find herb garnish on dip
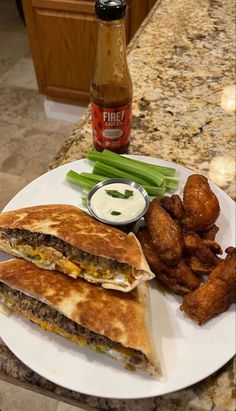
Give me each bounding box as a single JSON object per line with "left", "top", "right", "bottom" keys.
{"left": 90, "top": 182, "right": 146, "bottom": 224}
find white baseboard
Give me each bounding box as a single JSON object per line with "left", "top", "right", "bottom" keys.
{"left": 44, "top": 99, "right": 86, "bottom": 123}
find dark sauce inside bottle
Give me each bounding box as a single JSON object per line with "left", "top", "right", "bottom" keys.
{"left": 90, "top": 1, "right": 132, "bottom": 154}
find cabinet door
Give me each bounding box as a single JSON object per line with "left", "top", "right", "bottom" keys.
{"left": 23, "top": 0, "right": 156, "bottom": 105}
{"left": 23, "top": 0, "right": 97, "bottom": 105}
{"left": 126, "top": 0, "right": 157, "bottom": 39}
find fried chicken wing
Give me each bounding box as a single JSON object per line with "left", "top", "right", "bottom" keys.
{"left": 137, "top": 228, "right": 200, "bottom": 295}
{"left": 160, "top": 194, "right": 184, "bottom": 221}
{"left": 182, "top": 174, "right": 220, "bottom": 231}
{"left": 225, "top": 247, "right": 236, "bottom": 256}
{"left": 145, "top": 198, "right": 183, "bottom": 266}
{"left": 183, "top": 232, "right": 221, "bottom": 274}
{"left": 200, "top": 224, "right": 219, "bottom": 241}
{"left": 180, "top": 251, "right": 236, "bottom": 324}
{"left": 202, "top": 239, "right": 222, "bottom": 255}
{"left": 210, "top": 247, "right": 236, "bottom": 280}
{"left": 187, "top": 256, "right": 213, "bottom": 275}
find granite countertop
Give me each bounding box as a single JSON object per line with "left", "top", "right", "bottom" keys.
{"left": 51, "top": 0, "right": 235, "bottom": 199}
{"left": 0, "top": 0, "right": 235, "bottom": 410}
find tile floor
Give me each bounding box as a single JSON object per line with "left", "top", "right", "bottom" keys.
{"left": 0, "top": 0, "right": 85, "bottom": 409}
{"left": 0, "top": 380, "right": 81, "bottom": 411}
{"left": 0, "top": 1, "right": 76, "bottom": 213}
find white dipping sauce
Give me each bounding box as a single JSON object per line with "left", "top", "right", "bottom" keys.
{"left": 90, "top": 183, "right": 146, "bottom": 223}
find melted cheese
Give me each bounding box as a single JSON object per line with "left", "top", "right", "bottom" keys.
{"left": 27, "top": 315, "right": 134, "bottom": 358}
{"left": 29, "top": 315, "right": 88, "bottom": 346}
{"left": 13, "top": 244, "right": 81, "bottom": 278}
{"left": 12, "top": 243, "right": 132, "bottom": 285}
{"left": 4, "top": 298, "right": 142, "bottom": 366}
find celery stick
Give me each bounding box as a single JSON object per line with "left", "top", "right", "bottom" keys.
{"left": 81, "top": 188, "right": 89, "bottom": 207}
{"left": 87, "top": 150, "right": 176, "bottom": 177}
{"left": 164, "top": 177, "right": 179, "bottom": 190}
{"left": 142, "top": 186, "right": 166, "bottom": 196}
{"left": 93, "top": 162, "right": 150, "bottom": 186}
{"left": 93, "top": 163, "right": 165, "bottom": 195}
{"left": 66, "top": 170, "right": 95, "bottom": 190}
{"left": 81, "top": 196, "right": 88, "bottom": 207}
{"left": 82, "top": 188, "right": 89, "bottom": 195}
{"left": 66, "top": 169, "right": 164, "bottom": 199}
{"left": 88, "top": 154, "right": 164, "bottom": 186}
{"left": 86, "top": 151, "right": 105, "bottom": 164}
{"left": 103, "top": 150, "right": 176, "bottom": 177}
{"left": 80, "top": 173, "right": 109, "bottom": 183}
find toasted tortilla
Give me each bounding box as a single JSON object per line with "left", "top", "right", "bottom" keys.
{"left": 0, "top": 204, "right": 154, "bottom": 291}
{"left": 0, "top": 259, "right": 160, "bottom": 376}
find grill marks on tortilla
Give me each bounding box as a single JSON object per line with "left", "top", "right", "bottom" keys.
{"left": 0, "top": 284, "right": 146, "bottom": 367}
{"left": 0, "top": 260, "right": 150, "bottom": 352}
{"left": 74, "top": 286, "right": 130, "bottom": 340}
{"left": 0, "top": 259, "right": 160, "bottom": 375}
{"left": 0, "top": 283, "right": 116, "bottom": 347}
{"left": 0, "top": 205, "right": 143, "bottom": 267}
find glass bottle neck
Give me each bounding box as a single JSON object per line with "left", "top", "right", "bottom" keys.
{"left": 95, "top": 18, "right": 128, "bottom": 72}
{"left": 91, "top": 17, "right": 132, "bottom": 107}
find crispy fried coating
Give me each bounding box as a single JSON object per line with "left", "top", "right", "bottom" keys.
{"left": 225, "top": 247, "right": 236, "bottom": 256}
{"left": 210, "top": 247, "right": 236, "bottom": 280}
{"left": 200, "top": 224, "right": 219, "bottom": 241}
{"left": 182, "top": 174, "right": 220, "bottom": 231}
{"left": 180, "top": 252, "right": 236, "bottom": 324}
{"left": 202, "top": 240, "right": 222, "bottom": 255}
{"left": 160, "top": 195, "right": 184, "bottom": 221}
{"left": 187, "top": 256, "right": 213, "bottom": 275}
{"left": 137, "top": 228, "right": 200, "bottom": 295}
{"left": 186, "top": 255, "right": 221, "bottom": 276}
{"left": 145, "top": 198, "right": 183, "bottom": 266}
{"left": 183, "top": 232, "right": 221, "bottom": 274}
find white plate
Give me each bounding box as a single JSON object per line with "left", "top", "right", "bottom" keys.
{"left": 0, "top": 156, "right": 235, "bottom": 399}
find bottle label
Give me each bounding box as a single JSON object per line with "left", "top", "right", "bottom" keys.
{"left": 91, "top": 102, "right": 132, "bottom": 150}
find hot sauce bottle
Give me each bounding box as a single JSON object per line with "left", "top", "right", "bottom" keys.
{"left": 90, "top": 0, "right": 133, "bottom": 153}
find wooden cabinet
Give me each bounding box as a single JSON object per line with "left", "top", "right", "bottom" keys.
{"left": 127, "top": 0, "right": 156, "bottom": 39}
{"left": 23, "top": 0, "right": 156, "bottom": 105}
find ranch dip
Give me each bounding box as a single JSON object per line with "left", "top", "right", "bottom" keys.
{"left": 90, "top": 183, "right": 146, "bottom": 223}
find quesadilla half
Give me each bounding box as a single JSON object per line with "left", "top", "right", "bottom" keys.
{"left": 0, "top": 205, "right": 154, "bottom": 292}
{"left": 0, "top": 259, "right": 160, "bottom": 376}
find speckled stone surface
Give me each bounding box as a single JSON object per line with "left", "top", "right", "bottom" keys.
{"left": 50, "top": 0, "right": 236, "bottom": 199}
{"left": 0, "top": 0, "right": 235, "bottom": 410}
{"left": 0, "top": 339, "right": 235, "bottom": 411}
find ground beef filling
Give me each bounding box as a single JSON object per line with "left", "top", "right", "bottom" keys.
{"left": 1, "top": 228, "right": 130, "bottom": 272}
{"left": 0, "top": 284, "right": 145, "bottom": 366}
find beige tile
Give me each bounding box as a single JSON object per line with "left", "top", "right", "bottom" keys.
{"left": 0, "top": 87, "right": 47, "bottom": 125}
{"left": 0, "top": 56, "right": 19, "bottom": 79}
{"left": 56, "top": 401, "right": 86, "bottom": 411}
{"left": 0, "top": 31, "right": 30, "bottom": 78}
{"left": 0, "top": 57, "right": 38, "bottom": 90}
{"left": 0, "top": 172, "right": 29, "bottom": 211}
{"left": 0, "top": 87, "right": 75, "bottom": 131}
{"left": 0, "top": 119, "right": 71, "bottom": 181}
{"left": 0, "top": 0, "right": 26, "bottom": 33}
{"left": 0, "top": 3, "right": 86, "bottom": 409}
{"left": 0, "top": 380, "right": 58, "bottom": 411}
